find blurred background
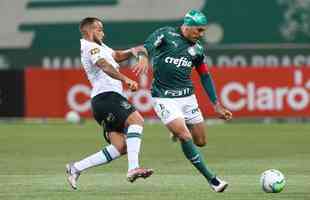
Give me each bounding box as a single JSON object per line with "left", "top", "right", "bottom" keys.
{"left": 0, "top": 0, "right": 309, "bottom": 120}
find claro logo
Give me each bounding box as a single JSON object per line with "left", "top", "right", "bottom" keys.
{"left": 221, "top": 70, "right": 310, "bottom": 111}
{"left": 67, "top": 84, "right": 91, "bottom": 113}
{"left": 66, "top": 74, "right": 153, "bottom": 113}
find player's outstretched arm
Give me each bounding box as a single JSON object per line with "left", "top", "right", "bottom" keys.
{"left": 196, "top": 63, "right": 232, "bottom": 121}
{"left": 96, "top": 58, "right": 138, "bottom": 91}
{"left": 131, "top": 46, "right": 149, "bottom": 75}
{"left": 112, "top": 45, "right": 147, "bottom": 63}
{"left": 112, "top": 49, "right": 134, "bottom": 63}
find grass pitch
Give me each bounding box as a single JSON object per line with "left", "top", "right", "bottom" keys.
{"left": 0, "top": 120, "right": 309, "bottom": 200}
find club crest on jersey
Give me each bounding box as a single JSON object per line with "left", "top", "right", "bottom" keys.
{"left": 90, "top": 48, "right": 100, "bottom": 55}
{"left": 187, "top": 46, "right": 196, "bottom": 56}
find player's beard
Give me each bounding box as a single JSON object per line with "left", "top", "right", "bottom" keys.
{"left": 93, "top": 34, "right": 103, "bottom": 45}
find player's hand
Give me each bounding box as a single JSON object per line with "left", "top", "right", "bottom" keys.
{"left": 124, "top": 77, "right": 138, "bottom": 92}
{"left": 130, "top": 46, "right": 145, "bottom": 57}
{"left": 130, "top": 47, "right": 149, "bottom": 75}
{"left": 132, "top": 56, "right": 149, "bottom": 75}
{"left": 214, "top": 102, "right": 232, "bottom": 121}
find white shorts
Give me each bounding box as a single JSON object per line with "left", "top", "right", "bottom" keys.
{"left": 152, "top": 95, "right": 204, "bottom": 125}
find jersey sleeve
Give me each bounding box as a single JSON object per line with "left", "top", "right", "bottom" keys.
{"left": 88, "top": 44, "right": 110, "bottom": 65}
{"left": 193, "top": 42, "right": 207, "bottom": 65}
{"left": 143, "top": 27, "right": 169, "bottom": 55}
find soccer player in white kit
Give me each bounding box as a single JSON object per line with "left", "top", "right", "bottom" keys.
{"left": 65, "top": 17, "right": 153, "bottom": 190}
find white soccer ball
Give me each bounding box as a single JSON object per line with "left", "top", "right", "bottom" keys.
{"left": 260, "top": 169, "right": 286, "bottom": 193}
{"left": 65, "top": 110, "right": 81, "bottom": 123}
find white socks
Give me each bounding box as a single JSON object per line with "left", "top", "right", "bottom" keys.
{"left": 72, "top": 125, "right": 143, "bottom": 173}
{"left": 126, "top": 124, "right": 143, "bottom": 171}
{"left": 73, "top": 144, "right": 121, "bottom": 172}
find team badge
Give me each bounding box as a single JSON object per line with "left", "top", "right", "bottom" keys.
{"left": 188, "top": 43, "right": 204, "bottom": 57}
{"left": 187, "top": 46, "right": 196, "bottom": 56}
{"left": 90, "top": 48, "right": 100, "bottom": 55}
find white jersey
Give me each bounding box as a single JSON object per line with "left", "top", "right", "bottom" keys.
{"left": 80, "top": 38, "right": 123, "bottom": 98}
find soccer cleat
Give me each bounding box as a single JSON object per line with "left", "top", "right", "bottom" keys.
{"left": 65, "top": 163, "right": 80, "bottom": 190}
{"left": 126, "top": 167, "right": 154, "bottom": 183}
{"left": 209, "top": 177, "right": 228, "bottom": 192}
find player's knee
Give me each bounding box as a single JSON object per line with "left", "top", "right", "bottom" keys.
{"left": 114, "top": 143, "right": 127, "bottom": 155}
{"left": 126, "top": 111, "right": 144, "bottom": 127}
{"left": 177, "top": 132, "right": 192, "bottom": 142}
{"left": 195, "top": 139, "right": 207, "bottom": 147}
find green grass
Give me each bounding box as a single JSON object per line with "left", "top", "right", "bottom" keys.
{"left": 0, "top": 121, "right": 309, "bottom": 200}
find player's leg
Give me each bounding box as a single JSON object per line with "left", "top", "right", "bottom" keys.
{"left": 124, "top": 111, "right": 153, "bottom": 182}
{"left": 181, "top": 95, "right": 207, "bottom": 147}
{"left": 187, "top": 122, "right": 207, "bottom": 147}
{"left": 66, "top": 131, "right": 125, "bottom": 190}
{"left": 101, "top": 93, "right": 152, "bottom": 182}
{"left": 153, "top": 97, "right": 215, "bottom": 179}
{"left": 66, "top": 92, "right": 124, "bottom": 189}
{"left": 166, "top": 118, "right": 216, "bottom": 180}
{"left": 183, "top": 95, "right": 228, "bottom": 191}
{"left": 170, "top": 119, "right": 227, "bottom": 192}
{"left": 169, "top": 122, "right": 207, "bottom": 146}
{"left": 72, "top": 133, "right": 124, "bottom": 171}
{"left": 153, "top": 97, "right": 228, "bottom": 192}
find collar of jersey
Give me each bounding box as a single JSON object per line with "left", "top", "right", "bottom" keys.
{"left": 177, "top": 26, "right": 197, "bottom": 45}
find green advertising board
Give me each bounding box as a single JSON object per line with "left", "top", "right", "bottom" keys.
{"left": 0, "top": 0, "right": 309, "bottom": 69}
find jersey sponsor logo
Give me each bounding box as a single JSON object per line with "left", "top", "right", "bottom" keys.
{"left": 90, "top": 48, "right": 100, "bottom": 55}
{"left": 164, "top": 56, "right": 192, "bottom": 68}
{"left": 164, "top": 88, "right": 191, "bottom": 97}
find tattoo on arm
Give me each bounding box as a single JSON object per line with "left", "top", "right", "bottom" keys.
{"left": 112, "top": 50, "right": 132, "bottom": 62}
{"left": 95, "top": 58, "right": 126, "bottom": 82}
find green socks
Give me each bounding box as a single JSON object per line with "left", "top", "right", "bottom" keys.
{"left": 181, "top": 139, "right": 215, "bottom": 181}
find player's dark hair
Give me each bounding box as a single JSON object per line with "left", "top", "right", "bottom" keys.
{"left": 79, "top": 17, "right": 103, "bottom": 33}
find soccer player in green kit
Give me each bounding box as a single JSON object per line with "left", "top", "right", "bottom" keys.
{"left": 133, "top": 9, "right": 233, "bottom": 192}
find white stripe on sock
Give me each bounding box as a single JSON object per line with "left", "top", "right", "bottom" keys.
{"left": 74, "top": 145, "right": 121, "bottom": 172}
{"left": 127, "top": 124, "right": 143, "bottom": 135}
{"left": 126, "top": 124, "right": 143, "bottom": 171}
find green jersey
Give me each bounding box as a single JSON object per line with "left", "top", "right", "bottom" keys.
{"left": 144, "top": 26, "right": 206, "bottom": 98}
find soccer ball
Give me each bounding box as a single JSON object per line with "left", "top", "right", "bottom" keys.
{"left": 65, "top": 110, "right": 81, "bottom": 124}
{"left": 260, "top": 169, "right": 286, "bottom": 193}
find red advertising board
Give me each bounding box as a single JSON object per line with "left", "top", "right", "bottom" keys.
{"left": 25, "top": 67, "right": 310, "bottom": 118}
{"left": 195, "top": 68, "right": 310, "bottom": 117}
